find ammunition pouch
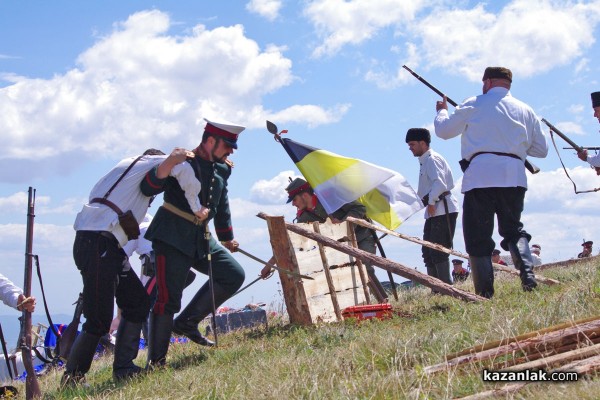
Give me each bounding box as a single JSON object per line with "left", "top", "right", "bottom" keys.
{"left": 90, "top": 198, "right": 140, "bottom": 240}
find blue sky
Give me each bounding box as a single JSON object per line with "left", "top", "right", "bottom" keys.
{"left": 1, "top": 0, "right": 600, "bottom": 320}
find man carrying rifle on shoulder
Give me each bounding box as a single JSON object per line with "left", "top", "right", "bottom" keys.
{"left": 576, "top": 91, "right": 600, "bottom": 172}
{"left": 433, "top": 66, "right": 548, "bottom": 298}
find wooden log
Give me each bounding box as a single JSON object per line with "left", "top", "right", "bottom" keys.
{"left": 257, "top": 213, "right": 486, "bottom": 303}
{"left": 495, "top": 335, "right": 600, "bottom": 369}
{"left": 346, "top": 216, "right": 560, "bottom": 286}
{"left": 536, "top": 254, "right": 600, "bottom": 271}
{"left": 501, "top": 342, "right": 600, "bottom": 372}
{"left": 457, "top": 354, "right": 600, "bottom": 400}
{"left": 347, "top": 222, "right": 372, "bottom": 304}
{"left": 313, "top": 222, "right": 343, "bottom": 321}
{"left": 424, "top": 319, "right": 600, "bottom": 374}
{"left": 446, "top": 315, "right": 600, "bottom": 361}
{"left": 265, "top": 215, "right": 313, "bottom": 325}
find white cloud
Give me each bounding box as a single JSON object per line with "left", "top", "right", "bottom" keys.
{"left": 553, "top": 121, "right": 585, "bottom": 136}
{"left": 246, "top": 0, "right": 282, "bottom": 21}
{"left": 249, "top": 170, "right": 301, "bottom": 204}
{"left": 304, "top": 0, "right": 426, "bottom": 58}
{"left": 413, "top": 0, "right": 600, "bottom": 81}
{"left": 0, "top": 192, "right": 51, "bottom": 215}
{"left": 0, "top": 9, "right": 345, "bottom": 182}
{"left": 355, "top": 0, "right": 600, "bottom": 87}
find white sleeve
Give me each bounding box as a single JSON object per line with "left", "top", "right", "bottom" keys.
{"left": 587, "top": 152, "right": 600, "bottom": 168}
{"left": 170, "top": 162, "right": 202, "bottom": 213}
{"left": 0, "top": 273, "right": 23, "bottom": 310}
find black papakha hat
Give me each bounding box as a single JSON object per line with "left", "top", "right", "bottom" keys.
{"left": 582, "top": 240, "right": 593, "bottom": 247}
{"left": 591, "top": 92, "right": 600, "bottom": 108}
{"left": 482, "top": 67, "right": 512, "bottom": 82}
{"left": 492, "top": 249, "right": 501, "bottom": 255}
{"left": 451, "top": 259, "right": 463, "bottom": 264}
{"left": 405, "top": 128, "right": 431, "bottom": 144}
{"left": 285, "top": 178, "right": 311, "bottom": 203}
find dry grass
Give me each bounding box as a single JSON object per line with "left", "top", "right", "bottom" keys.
{"left": 11, "top": 259, "right": 600, "bottom": 399}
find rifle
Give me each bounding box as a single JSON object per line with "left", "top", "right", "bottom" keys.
{"left": 564, "top": 147, "right": 600, "bottom": 151}
{"left": 55, "top": 293, "right": 84, "bottom": 361}
{"left": 402, "top": 65, "right": 540, "bottom": 174}
{"left": 18, "top": 187, "right": 41, "bottom": 399}
{"left": 541, "top": 118, "right": 583, "bottom": 153}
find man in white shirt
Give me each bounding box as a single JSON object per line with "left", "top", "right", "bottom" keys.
{"left": 577, "top": 91, "right": 600, "bottom": 169}
{"left": 63, "top": 148, "right": 203, "bottom": 386}
{"left": 406, "top": 128, "right": 459, "bottom": 286}
{"left": 434, "top": 66, "right": 548, "bottom": 298}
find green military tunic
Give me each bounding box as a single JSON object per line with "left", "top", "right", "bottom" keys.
{"left": 140, "top": 156, "right": 244, "bottom": 314}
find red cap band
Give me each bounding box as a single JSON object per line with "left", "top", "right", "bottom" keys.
{"left": 205, "top": 123, "right": 239, "bottom": 141}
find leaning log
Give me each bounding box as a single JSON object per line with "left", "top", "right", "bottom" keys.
{"left": 424, "top": 318, "right": 600, "bottom": 374}
{"left": 346, "top": 216, "right": 560, "bottom": 286}
{"left": 446, "top": 315, "right": 600, "bottom": 361}
{"left": 258, "top": 213, "right": 486, "bottom": 303}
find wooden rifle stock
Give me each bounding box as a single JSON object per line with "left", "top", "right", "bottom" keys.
{"left": 56, "top": 292, "right": 84, "bottom": 361}
{"left": 541, "top": 118, "right": 583, "bottom": 153}
{"left": 18, "top": 187, "right": 41, "bottom": 399}
{"left": 402, "top": 65, "right": 540, "bottom": 174}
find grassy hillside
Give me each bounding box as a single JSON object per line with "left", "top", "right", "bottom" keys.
{"left": 11, "top": 259, "right": 600, "bottom": 399}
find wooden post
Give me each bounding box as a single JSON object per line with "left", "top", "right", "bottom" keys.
{"left": 347, "top": 223, "right": 371, "bottom": 304}
{"left": 313, "top": 223, "right": 342, "bottom": 321}
{"left": 265, "top": 215, "right": 313, "bottom": 325}
{"left": 257, "top": 213, "right": 486, "bottom": 303}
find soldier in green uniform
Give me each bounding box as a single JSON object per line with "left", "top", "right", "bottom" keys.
{"left": 140, "top": 118, "right": 245, "bottom": 367}
{"left": 279, "top": 178, "right": 388, "bottom": 301}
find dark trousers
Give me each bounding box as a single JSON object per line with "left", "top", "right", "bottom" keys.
{"left": 152, "top": 239, "right": 245, "bottom": 315}
{"left": 73, "top": 231, "right": 151, "bottom": 337}
{"left": 462, "top": 187, "right": 531, "bottom": 257}
{"left": 422, "top": 212, "right": 458, "bottom": 265}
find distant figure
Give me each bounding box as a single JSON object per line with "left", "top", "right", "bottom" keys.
{"left": 578, "top": 240, "right": 594, "bottom": 258}
{"left": 530, "top": 244, "right": 542, "bottom": 266}
{"left": 491, "top": 249, "right": 507, "bottom": 266}
{"left": 451, "top": 259, "right": 470, "bottom": 282}
{"left": 0, "top": 273, "right": 36, "bottom": 312}
{"left": 577, "top": 91, "right": 600, "bottom": 171}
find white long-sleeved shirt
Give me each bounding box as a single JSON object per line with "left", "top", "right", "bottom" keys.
{"left": 74, "top": 155, "right": 201, "bottom": 246}
{"left": 434, "top": 87, "right": 548, "bottom": 193}
{"left": 586, "top": 152, "right": 600, "bottom": 168}
{"left": 417, "top": 149, "right": 459, "bottom": 219}
{"left": 0, "top": 273, "right": 23, "bottom": 310}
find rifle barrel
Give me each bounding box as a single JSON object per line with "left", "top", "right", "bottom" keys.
{"left": 20, "top": 187, "right": 41, "bottom": 398}
{"left": 541, "top": 118, "right": 582, "bottom": 153}
{"left": 402, "top": 65, "right": 458, "bottom": 107}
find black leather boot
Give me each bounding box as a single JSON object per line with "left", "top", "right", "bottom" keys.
{"left": 469, "top": 256, "right": 495, "bottom": 298}
{"left": 508, "top": 238, "right": 538, "bottom": 291}
{"left": 112, "top": 318, "right": 143, "bottom": 382}
{"left": 434, "top": 260, "right": 452, "bottom": 285}
{"left": 172, "top": 282, "right": 230, "bottom": 346}
{"left": 60, "top": 331, "right": 101, "bottom": 388}
{"left": 146, "top": 313, "right": 174, "bottom": 369}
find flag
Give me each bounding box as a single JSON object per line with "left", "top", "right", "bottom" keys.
{"left": 280, "top": 138, "right": 423, "bottom": 229}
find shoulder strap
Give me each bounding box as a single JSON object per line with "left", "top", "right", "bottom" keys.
{"left": 103, "top": 154, "right": 145, "bottom": 199}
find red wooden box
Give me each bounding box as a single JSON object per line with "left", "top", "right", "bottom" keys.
{"left": 342, "top": 303, "right": 393, "bottom": 321}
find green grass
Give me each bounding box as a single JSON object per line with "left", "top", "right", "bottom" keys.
{"left": 14, "top": 259, "right": 600, "bottom": 399}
